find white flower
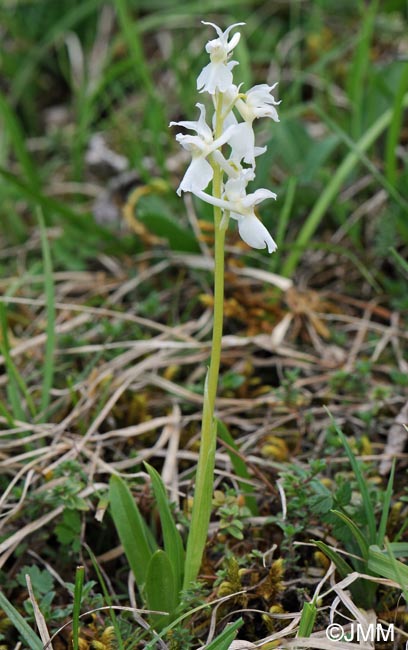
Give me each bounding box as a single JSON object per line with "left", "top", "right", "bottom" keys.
{"left": 170, "top": 103, "right": 237, "bottom": 195}
{"left": 223, "top": 177, "right": 277, "bottom": 253}
{"left": 195, "top": 175, "right": 277, "bottom": 254}
{"left": 236, "top": 213, "right": 277, "bottom": 253}
{"left": 197, "top": 22, "right": 244, "bottom": 94}
{"left": 227, "top": 122, "right": 266, "bottom": 167}
{"left": 236, "top": 83, "right": 280, "bottom": 123}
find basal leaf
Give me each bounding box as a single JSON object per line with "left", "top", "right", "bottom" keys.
{"left": 144, "top": 550, "right": 178, "bottom": 630}
{"left": 203, "top": 619, "right": 243, "bottom": 650}
{"left": 109, "top": 474, "right": 154, "bottom": 588}
{"left": 144, "top": 463, "right": 185, "bottom": 593}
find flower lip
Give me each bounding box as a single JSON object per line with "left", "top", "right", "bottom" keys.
{"left": 236, "top": 214, "right": 277, "bottom": 253}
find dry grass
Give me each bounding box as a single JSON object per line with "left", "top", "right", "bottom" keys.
{"left": 1, "top": 225, "right": 407, "bottom": 646}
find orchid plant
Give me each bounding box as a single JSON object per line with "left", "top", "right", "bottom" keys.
{"left": 108, "top": 22, "right": 281, "bottom": 635}
{"left": 171, "top": 21, "right": 281, "bottom": 589}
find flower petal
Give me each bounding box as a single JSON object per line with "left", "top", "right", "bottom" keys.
{"left": 237, "top": 214, "right": 277, "bottom": 253}
{"left": 170, "top": 104, "right": 212, "bottom": 140}
{"left": 242, "top": 188, "right": 277, "bottom": 207}
{"left": 177, "top": 157, "right": 214, "bottom": 196}
{"left": 175, "top": 133, "right": 207, "bottom": 154}
{"left": 197, "top": 61, "right": 236, "bottom": 94}
{"left": 228, "top": 122, "right": 256, "bottom": 166}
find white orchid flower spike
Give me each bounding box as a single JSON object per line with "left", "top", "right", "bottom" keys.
{"left": 170, "top": 21, "right": 283, "bottom": 592}
{"left": 171, "top": 21, "right": 281, "bottom": 254}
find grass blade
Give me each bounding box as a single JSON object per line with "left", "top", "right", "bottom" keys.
{"left": 346, "top": 0, "right": 378, "bottom": 139}
{"left": 0, "top": 591, "right": 43, "bottom": 650}
{"left": 329, "top": 415, "right": 377, "bottom": 543}
{"left": 109, "top": 474, "right": 154, "bottom": 588}
{"left": 390, "top": 247, "right": 408, "bottom": 274}
{"left": 203, "top": 619, "right": 243, "bottom": 650}
{"left": 38, "top": 210, "right": 56, "bottom": 418}
{"left": 376, "top": 459, "right": 395, "bottom": 547}
{"left": 72, "top": 566, "right": 85, "bottom": 650}
{"left": 313, "top": 539, "right": 368, "bottom": 607}
{"left": 0, "top": 302, "right": 36, "bottom": 420}
{"left": 383, "top": 543, "right": 408, "bottom": 557}
{"left": 86, "top": 547, "right": 125, "bottom": 650}
{"left": 313, "top": 540, "right": 353, "bottom": 579}
{"left": 0, "top": 91, "right": 39, "bottom": 189}
{"left": 330, "top": 509, "right": 369, "bottom": 561}
{"left": 113, "top": 0, "right": 166, "bottom": 171}
{"left": 385, "top": 60, "right": 408, "bottom": 186}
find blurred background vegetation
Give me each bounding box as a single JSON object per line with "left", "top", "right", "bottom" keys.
{"left": 1, "top": 0, "right": 407, "bottom": 289}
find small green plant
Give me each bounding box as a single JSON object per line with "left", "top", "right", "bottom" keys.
{"left": 276, "top": 368, "right": 302, "bottom": 406}
{"left": 329, "top": 360, "right": 372, "bottom": 397}
{"left": 16, "top": 566, "right": 67, "bottom": 623}
{"left": 213, "top": 489, "right": 251, "bottom": 540}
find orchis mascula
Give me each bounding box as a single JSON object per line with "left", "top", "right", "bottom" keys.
{"left": 171, "top": 21, "right": 280, "bottom": 253}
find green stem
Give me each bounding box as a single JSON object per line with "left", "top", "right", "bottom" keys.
{"left": 183, "top": 96, "right": 226, "bottom": 590}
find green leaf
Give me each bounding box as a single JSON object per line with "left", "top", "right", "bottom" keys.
{"left": 0, "top": 591, "right": 43, "bottom": 650}
{"left": 329, "top": 415, "right": 377, "bottom": 543}
{"left": 330, "top": 509, "right": 369, "bottom": 561}
{"left": 309, "top": 492, "right": 333, "bottom": 515}
{"left": 335, "top": 480, "right": 352, "bottom": 507}
{"left": 298, "top": 601, "right": 317, "bottom": 638}
{"left": 38, "top": 209, "right": 56, "bottom": 419}
{"left": 203, "top": 619, "right": 243, "bottom": 650}
{"left": 313, "top": 540, "right": 353, "bottom": 579}
{"left": 109, "top": 474, "right": 154, "bottom": 588}
{"left": 17, "top": 565, "right": 53, "bottom": 595}
{"left": 368, "top": 545, "right": 408, "bottom": 590}
{"left": 144, "top": 550, "right": 178, "bottom": 630}
{"left": 384, "top": 543, "right": 408, "bottom": 557}
{"left": 54, "top": 509, "right": 81, "bottom": 547}
{"left": 72, "top": 566, "right": 85, "bottom": 650}
{"left": 376, "top": 459, "right": 395, "bottom": 547}
{"left": 0, "top": 91, "right": 39, "bottom": 190}
{"left": 144, "top": 463, "right": 185, "bottom": 593}
{"left": 282, "top": 97, "right": 408, "bottom": 277}
{"left": 314, "top": 540, "right": 373, "bottom": 608}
